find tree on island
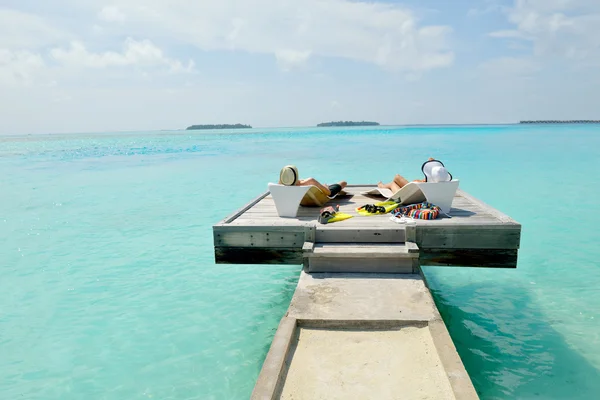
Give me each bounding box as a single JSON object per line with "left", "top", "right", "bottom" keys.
{"left": 186, "top": 123, "right": 252, "bottom": 130}
{"left": 317, "top": 121, "right": 380, "bottom": 127}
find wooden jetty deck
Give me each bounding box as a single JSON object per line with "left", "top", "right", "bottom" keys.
{"left": 213, "top": 185, "right": 521, "bottom": 269}
{"left": 214, "top": 184, "right": 520, "bottom": 399}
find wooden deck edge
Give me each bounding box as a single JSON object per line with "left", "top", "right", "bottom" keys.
{"left": 214, "top": 247, "right": 303, "bottom": 264}
{"left": 420, "top": 248, "right": 518, "bottom": 268}
{"left": 214, "top": 246, "right": 518, "bottom": 268}
{"left": 217, "top": 190, "right": 270, "bottom": 225}
{"left": 415, "top": 225, "right": 521, "bottom": 250}
{"left": 456, "top": 189, "right": 520, "bottom": 225}
{"left": 214, "top": 224, "right": 314, "bottom": 233}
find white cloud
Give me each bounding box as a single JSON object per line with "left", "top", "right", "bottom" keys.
{"left": 50, "top": 38, "right": 194, "bottom": 72}
{"left": 0, "top": 49, "right": 45, "bottom": 86}
{"left": 0, "top": 8, "right": 68, "bottom": 48}
{"left": 479, "top": 57, "right": 540, "bottom": 76}
{"left": 98, "top": 6, "right": 126, "bottom": 22}
{"left": 94, "top": 0, "right": 454, "bottom": 72}
{"left": 275, "top": 50, "right": 311, "bottom": 71}
{"left": 467, "top": 0, "right": 504, "bottom": 17}
{"left": 488, "top": 30, "right": 524, "bottom": 38}
{"left": 495, "top": 0, "right": 600, "bottom": 64}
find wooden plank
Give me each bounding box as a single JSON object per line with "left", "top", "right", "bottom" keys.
{"left": 213, "top": 186, "right": 522, "bottom": 268}
{"left": 233, "top": 216, "right": 390, "bottom": 225}
{"left": 245, "top": 209, "right": 496, "bottom": 219}
{"left": 234, "top": 215, "right": 316, "bottom": 222}
{"left": 243, "top": 204, "right": 491, "bottom": 216}
{"left": 241, "top": 204, "right": 491, "bottom": 215}
{"left": 214, "top": 247, "right": 518, "bottom": 268}
{"left": 420, "top": 248, "right": 518, "bottom": 268}
{"left": 456, "top": 189, "right": 519, "bottom": 223}
{"left": 214, "top": 224, "right": 312, "bottom": 232}
{"left": 253, "top": 198, "right": 479, "bottom": 210}
{"left": 237, "top": 195, "right": 500, "bottom": 220}
{"left": 416, "top": 226, "right": 521, "bottom": 249}
{"left": 228, "top": 215, "right": 508, "bottom": 228}
{"left": 236, "top": 213, "right": 498, "bottom": 225}
{"left": 214, "top": 247, "right": 302, "bottom": 264}
{"left": 214, "top": 230, "right": 304, "bottom": 248}
{"left": 315, "top": 226, "right": 406, "bottom": 243}
{"left": 234, "top": 218, "right": 502, "bottom": 231}
{"left": 226, "top": 219, "right": 315, "bottom": 227}
{"left": 413, "top": 219, "right": 515, "bottom": 227}
{"left": 258, "top": 193, "right": 470, "bottom": 203}
{"left": 226, "top": 214, "right": 513, "bottom": 228}
{"left": 219, "top": 191, "right": 270, "bottom": 224}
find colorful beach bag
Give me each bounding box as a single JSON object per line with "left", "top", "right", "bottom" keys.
{"left": 392, "top": 202, "right": 441, "bottom": 220}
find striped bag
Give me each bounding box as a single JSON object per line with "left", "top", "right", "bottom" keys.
{"left": 392, "top": 202, "right": 441, "bottom": 220}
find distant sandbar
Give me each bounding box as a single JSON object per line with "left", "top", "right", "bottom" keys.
{"left": 519, "top": 120, "right": 600, "bottom": 124}
{"left": 317, "top": 121, "right": 380, "bottom": 127}
{"left": 186, "top": 124, "right": 252, "bottom": 130}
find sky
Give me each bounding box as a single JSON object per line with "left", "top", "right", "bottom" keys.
{"left": 1, "top": 0, "right": 600, "bottom": 134}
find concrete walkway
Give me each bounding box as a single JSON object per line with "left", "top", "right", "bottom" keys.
{"left": 251, "top": 272, "right": 479, "bottom": 400}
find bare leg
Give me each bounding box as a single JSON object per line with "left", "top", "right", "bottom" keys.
{"left": 298, "top": 177, "right": 331, "bottom": 195}
{"left": 377, "top": 160, "right": 433, "bottom": 188}
{"left": 393, "top": 174, "right": 410, "bottom": 188}
{"left": 389, "top": 181, "right": 402, "bottom": 192}
{"left": 378, "top": 174, "right": 409, "bottom": 191}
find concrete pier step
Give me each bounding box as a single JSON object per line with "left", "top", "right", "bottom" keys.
{"left": 303, "top": 242, "right": 420, "bottom": 273}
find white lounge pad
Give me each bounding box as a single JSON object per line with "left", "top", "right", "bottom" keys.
{"left": 414, "top": 180, "right": 459, "bottom": 214}
{"left": 268, "top": 183, "right": 312, "bottom": 217}
{"left": 361, "top": 182, "right": 426, "bottom": 205}
{"left": 268, "top": 183, "right": 348, "bottom": 217}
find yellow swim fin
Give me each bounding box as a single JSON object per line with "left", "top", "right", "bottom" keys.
{"left": 318, "top": 205, "right": 354, "bottom": 224}
{"left": 356, "top": 201, "right": 399, "bottom": 216}
{"left": 326, "top": 212, "right": 353, "bottom": 223}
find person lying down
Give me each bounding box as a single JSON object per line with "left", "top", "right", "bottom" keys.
{"left": 279, "top": 165, "right": 347, "bottom": 197}
{"left": 377, "top": 158, "right": 453, "bottom": 193}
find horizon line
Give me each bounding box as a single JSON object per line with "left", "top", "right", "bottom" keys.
{"left": 4, "top": 120, "right": 600, "bottom": 136}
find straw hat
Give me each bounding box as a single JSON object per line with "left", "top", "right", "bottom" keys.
{"left": 422, "top": 159, "right": 452, "bottom": 182}
{"left": 279, "top": 165, "right": 299, "bottom": 186}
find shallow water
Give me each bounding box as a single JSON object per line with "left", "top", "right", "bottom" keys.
{"left": 1, "top": 125, "right": 599, "bottom": 399}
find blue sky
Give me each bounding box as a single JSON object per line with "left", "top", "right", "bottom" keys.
{"left": 1, "top": 0, "right": 599, "bottom": 134}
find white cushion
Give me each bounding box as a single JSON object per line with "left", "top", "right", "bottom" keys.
{"left": 268, "top": 183, "right": 311, "bottom": 217}
{"left": 414, "top": 180, "right": 459, "bottom": 214}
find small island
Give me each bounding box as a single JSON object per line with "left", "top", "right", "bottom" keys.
{"left": 520, "top": 120, "right": 600, "bottom": 124}
{"left": 186, "top": 124, "right": 252, "bottom": 130}
{"left": 317, "top": 121, "right": 380, "bottom": 127}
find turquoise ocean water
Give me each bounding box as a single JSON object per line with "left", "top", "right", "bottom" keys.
{"left": 1, "top": 125, "right": 599, "bottom": 399}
